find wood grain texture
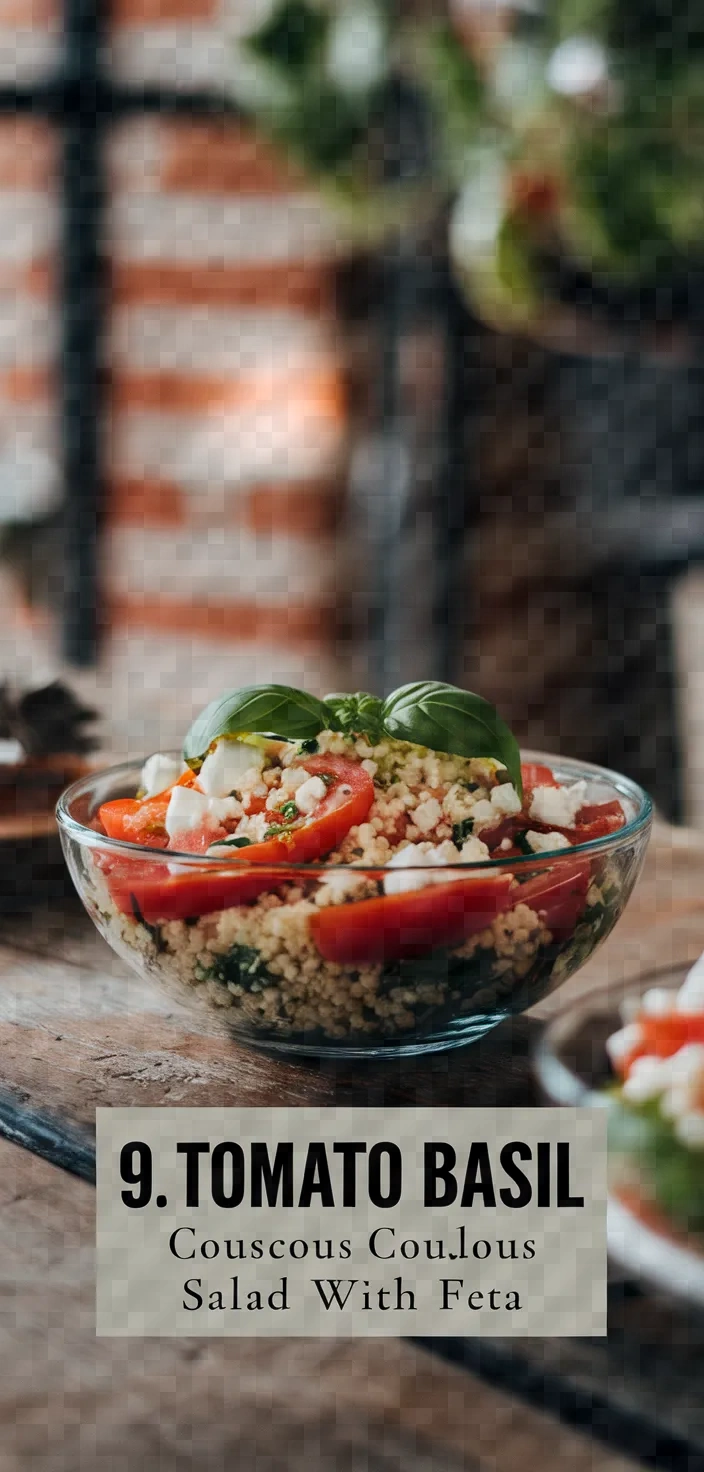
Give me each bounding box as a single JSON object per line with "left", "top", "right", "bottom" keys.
{"left": 0, "top": 1138, "right": 639, "bottom": 1472}
{"left": 0, "top": 824, "right": 699, "bottom": 1469}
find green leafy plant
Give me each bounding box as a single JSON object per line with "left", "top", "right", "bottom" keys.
{"left": 232, "top": 0, "right": 704, "bottom": 327}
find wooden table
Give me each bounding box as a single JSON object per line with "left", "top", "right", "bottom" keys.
{"left": 2, "top": 823, "right": 704, "bottom": 1471}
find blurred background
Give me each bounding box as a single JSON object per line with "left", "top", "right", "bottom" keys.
{"left": 1, "top": 0, "right": 704, "bottom": 823}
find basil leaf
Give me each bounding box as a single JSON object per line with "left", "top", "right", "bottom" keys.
{"left": 323, "top": 691, "right": 384, "bottom": 742}
{"left": 382, "top": 681, "right": 523, "bottom": 795}
{"left": 183, "top": 684, "right": 329, "bottom": 763}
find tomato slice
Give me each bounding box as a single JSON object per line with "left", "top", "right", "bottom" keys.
{"left": 98, "top": 796, "right": 170, "bottom": 849}
{"left": 529, "top": 800, "right": 627, "bottom": 847}
{"left": 100, "top": 754, "right": 374, "bottom": 922}
{"left": 521, "top": 762, "right": 558, "bottom": 790}
{"left": 99, "top": 770, "right": 197, "bottom": 849}
{"left": 571, "top": 800, "right": 626, "bottom": 842}
{"left": 510, "top": 861, "right": 591, "bottom": 939}
{"left": 577, "top": 800, "right": 624, "bottom": 825}
{"left": 615, "top": 1013, "right": 704, "bottom": 1077}
{"left": 230, "top": 755, "right": 374, "bottom": 865}
{"left": 310, "top": 874, "right": 513, "bottom": 965}
{"left": 101, "top": 855, "right": 294, "bottom": 925}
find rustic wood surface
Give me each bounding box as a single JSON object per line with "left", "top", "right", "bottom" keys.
{"left": 0, "top": 1138, "right": 638, "bottom": 1472}
{"left": 1, "top": 821, "right": 703, "bottom": 1470}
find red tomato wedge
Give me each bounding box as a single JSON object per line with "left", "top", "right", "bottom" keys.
{"left": 99, "top": 755, "right": 374, "bottom": 922}
{"left": 527, "top": 800, "right": 627, "bottom": 847}
{"left": 509, "top": 861, "right": 591, "bottom": 939}
{"left": 614, "top": 1013, "right": 704, "bottom": 1078}
{"left": 98, "top": 796, "right": 170, "bottom": 849}
{"left": 521, "top": 762, "right": 558, "bottom": 790}
{"left": 101, "top": 856, "right": 296, "bottom": 925}
{"left": 310, "top": 874, "right": 513, "bottom": 965}
{"left": 570, "top": 800, "right": 627, "bottom": 843}
{"left": 99, "top": 770, "right": 197, "bottom": 849}
{"left": 227, "top": 755, "right": 373, "bottom": 865}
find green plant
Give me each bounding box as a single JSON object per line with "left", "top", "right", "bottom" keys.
{"left": 231, "top": 0, "right": 704, "bottom": 328}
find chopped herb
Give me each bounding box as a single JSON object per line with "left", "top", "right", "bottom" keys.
{"left": 264, "top": 821, "right": 297, "bottom": 839}
{"left": 129, "top": 893, "right": 165, "bottom": 952}
{"left": 201, "top": 942, "right": 274, "bottom": 993}
{"left": 319, "top": 771, "right": 336, "bottom": 788}
{"left": 452, "top": 817, "right": 475, "bottom": 848}
{"left": 279, "top": 800, "right": 299, "bottom": 820}
{"left": 214, "top": 835, "right": 252, "bottom": 849}
{"left": 299, "top": 737, "right": 319, "bottom": 753}
{"left": 513, "top": 831, "right": 534, "bottom": 856}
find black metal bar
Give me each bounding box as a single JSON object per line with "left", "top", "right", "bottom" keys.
{"left": 106, "top": 84, "right": 244, "bottom": 118}
{"left": 0, "top": 82, "right": 245, "bottom": 119}
{"left": 58, "top": 1, "right": 107, "bottom": 666}
{"left": 434, "top": 271, "right": 473, "bottom": 686}
{"left": 0, "top": 83, "right": 64, "bottom": 115}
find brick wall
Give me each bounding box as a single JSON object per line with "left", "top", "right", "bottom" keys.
{"left": 0, "top": 119, "right": 58, "bottom": 529}
{"left": 0, "top": 3, "right": 358, "bottom": 753}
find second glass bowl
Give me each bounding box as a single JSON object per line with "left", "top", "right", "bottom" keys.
{"left": 536, "top": 966, "right": 704, "bottom": 1306}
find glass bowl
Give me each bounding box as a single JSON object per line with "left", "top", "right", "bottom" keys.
{"left": 535, "top": 966, "right": 704, "bottom": 1306}
{"left": 56, "top": 751, "right": 652, "bottom": 1059}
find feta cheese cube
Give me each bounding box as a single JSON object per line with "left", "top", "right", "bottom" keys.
{"left": 675, "top": 1113, "right": 704, "bottom": 1149}
{"left": 490, "top": 782, "right": 522, "bottom": 816}
{"left": 641, "top": 987, "right": 676, "bottom": 1018}
{"left": 413, "top": 797, "right": 443, "bottom": 834}
{"left": 605, "top": 1022, "right": 642, "bottom": 1067}
{"left": 529, "top": 780, "right": 587, "bottom": 830}
{"left": 318, "top": 871, "right": 369, "bottom": 900}
{"left": 140, "top": 752, "right": 183, "bottom": 798}
{"left": 382, "top": 838, "right": 489, "bottom": 895}
{"left": 459, "top": 835, "right": 491, "bottom": 863}
{"left": 383, "top": 846, "right": 431, "bottom": 895}
{"left": 198, "top": 739, "right": 265, "bottom": 797}
{"left": 524, "top": 830, "right": 572, "bottom": 853}
{"left": 668, "top": 1043, "right": 704, "bottom": 1081}
{"left": 468, "top": 799, "right": 498, "bottom": 829}
{"left": 294, "top": 775, "right": 327, "bottom": 814}
{"left": 676, "top": 953, "right": 704, "bottom": 1013}
{"left": 622, "top": 1055, "right": 668, "bottom": 1103}
{"left": 165, "top": 786, "right": 240, "bottom": 841}
{"left": 280, "top": 766, "right": 309, "bottom": 794}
